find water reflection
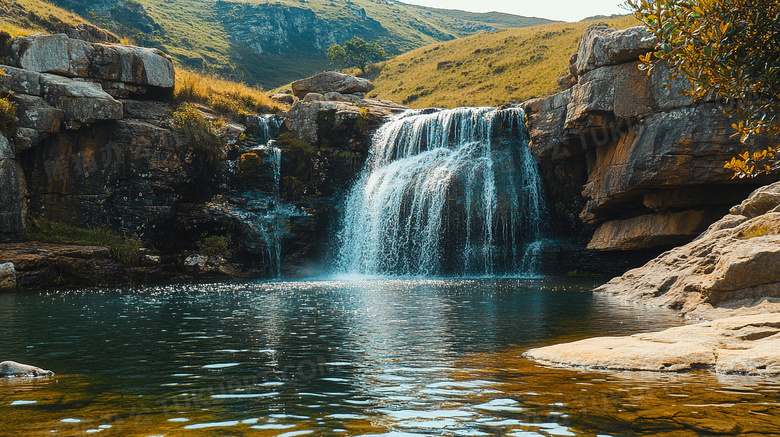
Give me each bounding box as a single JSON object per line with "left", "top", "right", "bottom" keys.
{"left": 1, "top": 279, "right": 778, "bottom": 436}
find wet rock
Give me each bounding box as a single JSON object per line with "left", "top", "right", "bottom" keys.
{"left": 284, "top": 97, "right": 407, "bottom": 144}
{"left": 0, "top": 361, "right": 53, "bottom": 378}
{"left": 526, "top": 312, "right": 780, "bottom": 375}
{"left": 291, "top": 71, "right": 373, "bottom": 99}
{"left": 183, "top": 254, "right": 244, "bottom": 278}
{"left": 0, "top": 134, "right": 26, "bottom": 243}
{"left": 0, "top": 262, "right": 15, "bottom": 291}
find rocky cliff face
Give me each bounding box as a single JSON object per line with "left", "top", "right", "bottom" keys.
{"left": 524, "top": 24, "right": 779, "bottom": 253}
{"left": 0, "top": 36, "right": 403, "bottom": 287}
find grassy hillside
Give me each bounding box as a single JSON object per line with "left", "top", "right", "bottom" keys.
{"left": 44, "top": 0, "right": 554, "bottom": 89}
{"left": 368, "top": 15, "right": 640, "bottom": 108}
{"left": 0, "top": 0, "right": 101, "bottom": 37}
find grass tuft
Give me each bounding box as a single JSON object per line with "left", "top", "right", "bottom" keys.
{"left": 174, "top": 69, "right": 288, "bottom": 118}
{"left": 25, "top": 218, "right": 142, "bottom": 266}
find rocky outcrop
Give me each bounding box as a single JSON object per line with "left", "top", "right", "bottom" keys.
{"left": 284, "top": 96, "right": 407, "bottom": 144}
{"left": 0, "top": 262, "right": 15, "bottom": 291}
{"left": 595, "top": 181, "right": 780, "bottom": 318}
{"left": 0, "top": 360, "right": 53, "bottom": 378}
{"left": 526, "top": 312, "right": 780, "bottom": 375}
{"left": 524, "top": 23, "right": 777, "bottom": 252}
{"left": 0, "top": 243, "right": 168, "bottom": 288}
{"left": 291, "top": 71, "right": 373, "bottom": 100}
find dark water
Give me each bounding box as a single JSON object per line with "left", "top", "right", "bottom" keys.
{"left": 2, "top": 278, "right": 780, "bottom": 436}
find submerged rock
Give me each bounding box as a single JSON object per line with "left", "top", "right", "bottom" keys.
{"left": 0, "top": 360, "right": 53, "bottom": 378}
{"left": 526, "top": 313, "right": 780, "bottom": 375}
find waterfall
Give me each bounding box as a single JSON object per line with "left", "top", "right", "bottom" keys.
{"left": 335, "top": 106, "right": 547, "bottom": 277}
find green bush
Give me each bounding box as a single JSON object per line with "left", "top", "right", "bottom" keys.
{"left": 197, "top": 234, "right": 231, "bottom": 255}
{"left": 0, "top": 95, "right": 17, "bottom": 138}
{"left": 173, "top": 103, "right": 224, "bottom": 170}
{"left": 25, "top": 218, "right": 142, "bottom": 266}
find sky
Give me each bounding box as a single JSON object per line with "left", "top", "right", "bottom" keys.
{"left": 396, "top": 0, "right": 628, "bottom": 22}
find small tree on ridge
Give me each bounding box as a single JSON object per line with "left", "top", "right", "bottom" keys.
{"left": 327, "top": 36, "right": 387, "bottom": 73}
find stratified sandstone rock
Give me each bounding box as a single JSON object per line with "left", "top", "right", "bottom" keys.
{"left": 284, "top": 97, "right": 407, "bottom": 144}
{"left": 524, "top": 23, "right": 776, "bottom": 252}
{"left": 0, "top": 242, "right": 167, "bottom": 288}
{"left": 0, "top": 262, "right": 15, "bottom": 291}
{"left": 596, "top": 181, "right": 780, "bottom": 318}
{"left": 10, "top": 94, "right": 63, "bottom": 133}
{"left": 40, "top": 74, "right": 123, "bottom": 127}
{"left": 527, "top": 313, "right": 780, "bottom": 375}
{"left": 0, "top": 360, "right": 53, "bottom": 378}
{"left": 587, "top": 210, "right": 715, "bottom": 250}
{"left": 10, "top": 33, "right": 174, "bottom": 88}
{"left": 575, "top": 24, "right": 658, "bottom": 76}
{"left": 0, "top": 134, "right": 26, "bottom": 242}
{"left": 291, "top": 71, "right": 372, "bottom": 99}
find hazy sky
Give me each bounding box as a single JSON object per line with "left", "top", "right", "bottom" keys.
{"left": 397, "top": 0, "right": 628, "bottom": 22}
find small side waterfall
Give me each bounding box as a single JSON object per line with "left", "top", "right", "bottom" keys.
{"left": 335, "top": 106, "right": 547, "bottom": 277}
{"left": 231, "top": 114, "right": 303, "bottom": 278}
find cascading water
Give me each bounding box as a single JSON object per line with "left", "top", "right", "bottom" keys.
{"left": 335, "top": 106, "right": 548, "bottom": 277}
{"left": 230, "top": 114, "right": 304, "bottom": 278}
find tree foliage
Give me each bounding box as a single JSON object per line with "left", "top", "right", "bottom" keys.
{"left": 327, "top": 36, "right": 387, "bottom": 73}
{"left": 627, "top": 0, "right": 780, "bottom": 178}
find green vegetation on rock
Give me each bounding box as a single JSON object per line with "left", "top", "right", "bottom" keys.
{"left": 25, "top": 218, "right": 142, "bottom": 265}
{"left": 368, "top": 15, "right": 638, "bottom": 108}
{"left": 628, "top": 0, "right": 780, "bottom": 178}
{"left": 0, "top": 95, "right": 17, "bottom": 138}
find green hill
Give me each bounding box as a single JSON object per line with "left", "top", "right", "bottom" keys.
{"left": 43, "top": 0, "right": 554, "bottom": 89}
{"left": 367, "top": 15, "right": 640, "bottom": 108}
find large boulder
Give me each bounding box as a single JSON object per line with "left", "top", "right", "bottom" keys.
{"left": 527, "top": 312, "right": 780, "bottom": 375}
{"left": 575, "top": 24, "right": 658, "bottom": 76}
{"left": 0, "top": 360, "right": 53, "bottom": 378}
{"left": 291, "top": 71, "right": 373, "bottom": 99}
{"left": 40, "top": 74, "right": 123, "bottom": 127}
{"left": 595, "top": 181, "right": 780, "bottom": 318}
{"left": 9, "top": 33, "right": 174, "bottom": 88}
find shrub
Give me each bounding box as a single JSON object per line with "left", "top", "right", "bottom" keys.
{"left": 627, "top": 0, "right": 780, "bottom": 178}
{"left": 173, "top": 103, "right": 223, "bottom": 170}
{"left": 197, "top": 234, "right": 231, "bottom": 255}
{"left": 25, "top": 218, "right": 142, "bottom": 265}
{"left": 0, "top": 95, "right": 17, "bottom": 138}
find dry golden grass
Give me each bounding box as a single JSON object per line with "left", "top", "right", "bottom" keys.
{"left": 369, "top": 15, "right": 640, "bottom": 108}
{"left": 0, "top": 0, "right": 94, "bottom": 37}
{"left": 174, "top": 68, "right": 289, "bottom": 117}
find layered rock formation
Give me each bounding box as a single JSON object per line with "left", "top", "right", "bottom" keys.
{"left": 527, "top": 312, "right": 780, "bottom": 374}
{"left": 524, "top": 23, "right": 778, "bottom": 252}
{"left": 596, "top": 181, "right": 780, "bottom": 318}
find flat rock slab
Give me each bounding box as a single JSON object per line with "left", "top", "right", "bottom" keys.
{"left": 526, "top": 312, "right": 780, "bottom": 374}
{"left": 0, "top": 361, "right": 53, "bottom": 378}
